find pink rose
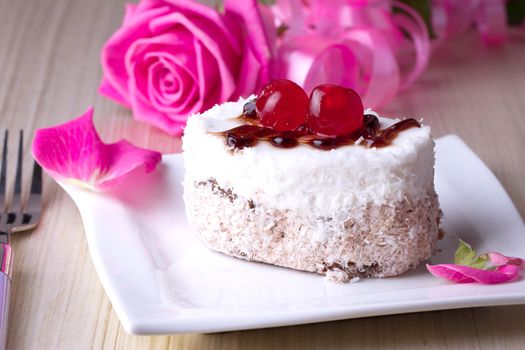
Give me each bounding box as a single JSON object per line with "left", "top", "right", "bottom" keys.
{"left": 100, "top": 0, "right": 274, "bottom": 135}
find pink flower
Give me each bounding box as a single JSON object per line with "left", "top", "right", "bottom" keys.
{"left": 32, "top": 108, "right": 162, "bottom": 191}
{"left": 100, "top": 0, "right": 274, "bottom": 135}
{"left": 427, "top": 240, "right": 524, "bottom": 284}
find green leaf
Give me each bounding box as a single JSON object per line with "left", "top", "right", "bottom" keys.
{"left": 454, "top": 239, "right": 489, "bottom": 269}
{"left": 507, "top": 0, "right": 525, "bottom": 26}
{"left": 396, "top": 0, "right": 435, "bottom": 38}
{"left": 455, "top": 239, "right": 476, "bottom": 265}
{"left": 471, "top": 254, "right": 490, "bottom": 269}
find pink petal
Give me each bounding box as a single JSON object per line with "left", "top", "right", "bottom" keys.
{"left": 224, "top": 0, "right": 274, "bottom": 91}
{"left": 123, "top": 3, "right": 138, "bottom": 25}
{"left": 254, "top": 3, "right": 277, "bottom": 89}
{"left": 125, "top": 0, "right": 164, "bottom": 25}
{"left": 426, "top": 264, "right": 520, "bottom": 284}
{"left": 193, "top": 37, "right": 220, "bottom": 111}
{"left": 224, "top": 0, "right": 273, "bottom": 63}
{"left": 426, "top": 264, "right": 476, "bottom": 283}
{"left": 487, "top": 253, "right": 525, "bottom": 269}
{"left": 162, "top": 0, "right": 242, "bottom": 54}
{"left": 232, "top": 41, "right": 261, "bottom": 98}
{"left": 149, "top": 11, "right": 237, "bottom": 102}
{"left": 100, "top": 4, "right": 173, "bottom": 105}
{"left": 32, "top": 107, "right": 162, "bottom": 191}
{"left": 121, "top": 31, "right": 203, "bottom": 132}
{"left": 146, "top": 59, "right": 199, "bottom": 115}
{"left": 129, "top": 91, "right": 186, "bottom": 136}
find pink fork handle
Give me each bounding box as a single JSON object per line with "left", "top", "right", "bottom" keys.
{"left": 0, "top": 272, "right": 9, "bottom": 350}
{"left": 0, "top": 243, "right": 11, "bottom": 350}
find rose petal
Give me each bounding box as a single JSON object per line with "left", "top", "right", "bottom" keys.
{"left": 123, "top": 32, "right": 205, "bottom": 122}
{"left": 224, "top": 0, "right": 274, "bottom": 92}
{"left": 160, "top": 0, "right": 242, "bottom": 54}
{"left": 487, "top": 253, "right": 525, "bottom": 269}
{"left": 100, "top": 4, "right": 173, "bottom": 104}
{"left": 193, "top": 38, "right": 220, "bottom": 112}
{"left": 126, "top": 32, "right": 198, "bottom": 72}
{"left": 426, "top": 264, "right": 520, "bottom": 284}
{"left": 224, "top": 0, "right": 272, "bottom": 61}
{"left": 32, "top": 107, "right": 162, "bottom": 191}
{"left": 123, "top": 3, "right": 138, "bottom": 25}
{"left": 150, "top": 11, "right": 237, "bottom": 102}
{"left": 129, "top": 91, "right": 186, "bottom": 135}
{"left": 233, "top": 42, "right": 262, "bottom": 98}
{"left": 147, "top": 59, "right": 200, "bottom": 115}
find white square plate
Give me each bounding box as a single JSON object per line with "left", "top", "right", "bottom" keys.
{"left": 63, "top": 134, "right": 525, "bottom": 335}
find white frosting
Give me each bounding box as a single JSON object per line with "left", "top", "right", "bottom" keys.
{"left": 182, "top": 97, "right": 435, "bottom": 217}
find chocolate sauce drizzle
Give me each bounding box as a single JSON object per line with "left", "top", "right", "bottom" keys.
{"left": 218, "top": 101, "right": 421, "bottom": 151}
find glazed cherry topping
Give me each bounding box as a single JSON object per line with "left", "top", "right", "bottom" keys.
{"left": 220, "top": 80, "right": 420, "bottom": 150}
{"left": 255, "top": 79, "right": 309, "bottom": 131}
{"left": 307, "top": 84, "right": 364, "bottom": 136}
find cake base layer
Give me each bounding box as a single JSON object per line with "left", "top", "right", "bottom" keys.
{"left": 184, "top": 179, "right": 441, "bottom": 282}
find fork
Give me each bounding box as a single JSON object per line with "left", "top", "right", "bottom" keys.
{"left": 0, "top": 130, "right": 42, "bottom": 350}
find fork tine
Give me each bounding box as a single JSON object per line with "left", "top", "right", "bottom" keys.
{"left": 0, "top": 131, "right": 7, "bottom": 212}
{"left": 25, "top": 161, "right": 42, "bottom": 214}
{"left": 11, "top": 130, "right": 23, "bottom": 213}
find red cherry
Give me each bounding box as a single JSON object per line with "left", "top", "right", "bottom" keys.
{"left": 307, "top": 84, "right": 364, "bottom": 136}
{"left": 255, "top": 79, "right": 308, "bottom": 131}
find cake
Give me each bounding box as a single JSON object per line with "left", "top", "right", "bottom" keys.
{"left": 182, "top": 80, "right": 441, "bottom": 282}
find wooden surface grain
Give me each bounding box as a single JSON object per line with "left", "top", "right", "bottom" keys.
{"left": 1, "top": 0, "right": 524, "bottom": 349}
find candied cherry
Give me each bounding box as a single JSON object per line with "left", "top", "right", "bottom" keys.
{"left": 307, "top": 84, "right": 364, "bottom": 136}
{"left": 255, "top": 79, "right": 308, "bottom": 131}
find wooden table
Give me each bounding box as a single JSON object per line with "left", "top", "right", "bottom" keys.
{"left": 1, "top": 0, "right": 524, "bottom": 349}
